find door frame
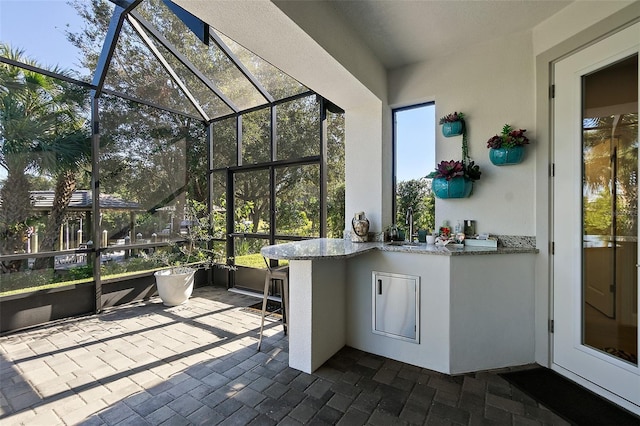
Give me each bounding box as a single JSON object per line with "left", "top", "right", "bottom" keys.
{"left": 545, "top": 20, "right": 640, "bottom": 415}
{"left": 226, "top": 159, "right": 323, "bottom": 293}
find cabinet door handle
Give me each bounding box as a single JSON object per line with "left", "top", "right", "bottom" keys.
{"left": 377, "top": 279, "right": 382, "bottom": 295}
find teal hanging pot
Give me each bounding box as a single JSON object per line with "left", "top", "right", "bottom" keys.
{"left": 442, "top": 121, "right": 464, "bottom": 137}
{"left": 432, "top": 177, "right": 473, "bottom": 199}
{"left": 489, "top": 146, "right": 525, "bottom": 165}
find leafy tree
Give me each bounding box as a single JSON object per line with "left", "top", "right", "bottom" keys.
{"left": 584, "top": 190, "right": 612, "bottom": 235}
{"left": 396, "top": 178, "right": 435, "bottom": 233}
{"left": 583, "top": 115, "right": 638, "bottom": 237}
{"left": 68, "top": 1, "right": 220, "bottom": 236}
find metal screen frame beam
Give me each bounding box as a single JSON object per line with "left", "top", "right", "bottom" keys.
{"left": 209, "top": 30, "right": 275, "bottom": 104}
{"left": 127, "top": 14, "right": 209, "bottom": 121}
{"left": 90, "top": 94, "right": 102, "bottom": 314}
{"left": 130, "top": 11, "right": 238, "bottom": 114}
{"left": 320, "top": 99, "right": 328, "bottom": 238}
{"left": 93, "top": 1, "right": 142, "bottom": 96}
{"left": 161, "top": 0, "right": 210, "bottom": 45}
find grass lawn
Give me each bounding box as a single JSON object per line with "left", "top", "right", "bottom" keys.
{"left": 234, "top": 253, "right": 288, "bottom": 268}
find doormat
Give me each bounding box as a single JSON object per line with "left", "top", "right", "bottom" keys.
{"left": 499, "top": 367, "right": 640, "bottom": 425}
{"left": 240, "top": 301, "right": 282, "bottom": 319}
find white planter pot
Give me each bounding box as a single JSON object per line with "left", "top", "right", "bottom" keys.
{"left": 154, "top": 267, "right": 195, "bottom": 306}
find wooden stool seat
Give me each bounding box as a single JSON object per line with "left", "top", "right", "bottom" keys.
{"left": 257, "top": 261, "right": 289, "bottom": 351}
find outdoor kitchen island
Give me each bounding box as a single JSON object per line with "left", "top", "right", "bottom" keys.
{"left": 261, "top": 238, "right": 538, "bottom": 375}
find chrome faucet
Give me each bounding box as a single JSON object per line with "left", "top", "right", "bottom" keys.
{"left": 405, "top": 207, "right": 414, "bottom": 242}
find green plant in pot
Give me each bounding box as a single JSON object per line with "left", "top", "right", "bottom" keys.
{"left": 429, "top": 160, "right": 481, "bottom": 199}
{"left": 439, "top": 112, "right": 465, "bottom": 137}
{"left": 144, "top": 201, "right": 227, "bottom": 306}
{"left": 487, "top": 124, "right": 530, "bottom": 165}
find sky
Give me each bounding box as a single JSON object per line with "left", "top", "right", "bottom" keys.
{"left": 0, "top": 0, "right": 88, "bottom": 75}
{"left": 395, "top": 104, "right": 436, "bottom": 183}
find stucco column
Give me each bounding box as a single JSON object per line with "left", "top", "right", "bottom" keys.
{"left": 344, "top": 102, "right": 391, "bottom": 237}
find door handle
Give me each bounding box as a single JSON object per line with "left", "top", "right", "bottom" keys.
{"left": 377, "top": 279, "right": 382, "bottom": 295}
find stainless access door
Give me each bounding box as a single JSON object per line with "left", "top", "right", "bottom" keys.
{"left": 372, "top": 271, "right": 420, "bottom": 343}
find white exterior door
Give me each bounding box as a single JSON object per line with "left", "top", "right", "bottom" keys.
{"left": 553, "top": 23, "right": 639, "bottom": 414}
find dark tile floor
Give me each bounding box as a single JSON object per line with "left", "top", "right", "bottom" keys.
{"left": 0, "top": 286, "right": 569, "bottom": 425}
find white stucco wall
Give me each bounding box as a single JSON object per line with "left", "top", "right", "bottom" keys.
{"left": 344, "top": 103, "right": 386, "bottom": 233}
{"left": 388, "top": 31, "right": 536, "bottom": 236}
{"left": 346, "top": 250, "right": 536, "bottom": 374}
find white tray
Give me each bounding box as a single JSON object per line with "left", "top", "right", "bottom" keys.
{"left": 464, "top": 238, "right": 498, "bottom": 248}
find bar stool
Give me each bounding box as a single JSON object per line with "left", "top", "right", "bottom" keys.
{"left": 257, "top": 257, "right": 289, "bottom": 351}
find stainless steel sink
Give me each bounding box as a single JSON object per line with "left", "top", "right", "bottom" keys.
{"left": 386, "top": 241, "right": 420, "bottom": 247}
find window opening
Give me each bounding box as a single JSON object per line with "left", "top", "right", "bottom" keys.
{"left": 393, "top": 103, "right": 436, "bottom": 236}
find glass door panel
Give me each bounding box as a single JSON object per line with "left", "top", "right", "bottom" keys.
{"left": 582, "top": 55, "right": 638, "bottom": 366}
{"left": 231, "top": 169, "right": 270, "bottom": 292}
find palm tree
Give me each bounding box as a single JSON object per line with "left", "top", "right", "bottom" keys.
{"left": 34, "top": 126, "right": 91, "bottom": 265}
{"left": 0, "top": 45, "right": 49, "bottom": 262}
{"left": 0, "top": 44, "right": 90, "bottom": 269}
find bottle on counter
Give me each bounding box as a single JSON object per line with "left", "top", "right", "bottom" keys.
{"left": 388, "top": 224, "right": 399, "bottom": 241}
{"left": 439, "top": 220, "right": 451, "bottom": 238}
{"left": 454, "top": 220, "right": 462, "bottom": 234}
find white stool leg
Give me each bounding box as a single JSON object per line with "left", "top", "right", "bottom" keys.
{"left": 257, "top": 273, "right": 271, "bottom": 351}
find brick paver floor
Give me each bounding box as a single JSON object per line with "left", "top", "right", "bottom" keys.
{"left": 0, "top": 286, "right": 569, "bottom": 425}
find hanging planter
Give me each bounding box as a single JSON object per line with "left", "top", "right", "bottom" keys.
{"left": 428, "top": 160, "right": 481, "bottom": 199}
{"left": 432, "top": 176, "right": 473, "bottom": 199}
{"left": 486, "top": 124, "right": 530, "bottom": 166}
{"left": 442, "top": 121, "right": 464, "bottom": 137}
{"left": 489, "top": 146, "right": 525, "bottom": 165}
{"left": 430, "top": 113, "right": 480, "bottom": 199}
{"left": 439, "top": 112, "right": 465, "bottom": 138}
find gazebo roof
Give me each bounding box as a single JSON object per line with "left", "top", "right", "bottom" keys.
{"left": 29, "top": 190, "right": 142, "bottom": 211}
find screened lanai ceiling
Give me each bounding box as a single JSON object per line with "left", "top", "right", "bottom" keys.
{"left": 0, "top": 0, "right": 310, "bottom": 121}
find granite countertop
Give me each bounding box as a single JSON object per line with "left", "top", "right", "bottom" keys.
{"left": 261, "top": 238, "right": 538, "bottom": 260}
